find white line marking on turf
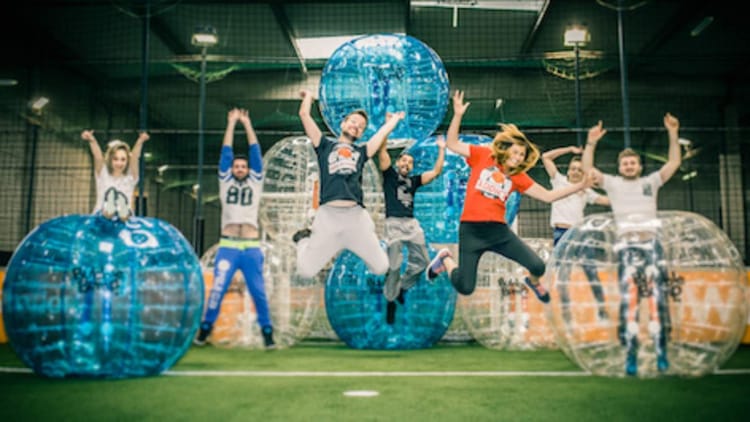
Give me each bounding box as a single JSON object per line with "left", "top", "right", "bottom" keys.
{"left": 2, "top": 367, "right": 750, "bottom": 376}
{"left": 343, "top": 390, "right": 380, "bottom": 397}
{"left": 164, "top": 370, "right": 591, "bottom": 377}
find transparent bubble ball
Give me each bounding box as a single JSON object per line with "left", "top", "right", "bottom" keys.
{"left": 458, "top": 238, "right": 558, "bottom": 350}
{"left": 319, "top": 33, "right": 450, "bottom": 145}
{"left": 199, "top": 240, "right": 320, "bottom": 349}
{"left": 1, "top": 215, "right": 203, "bottom": 378}
{"left": 409, "top": 134, "right": 491, "bottom": 243}
{"left": 547, "top": 211, "right": 748, "bottom": 377}
{"left": 325, "top": 245, "right": 456, "bottom": 349}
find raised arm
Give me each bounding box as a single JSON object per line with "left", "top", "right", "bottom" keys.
{"left": 522, "top": 170, "right": 593, "bottom": 203}
{"left": 129, "top": 131, "right": 150, "bottom": 179}
{"left": 420, "top": 136, "right": 445, "bottom": 185}
{"left": 81, "top": 130, "right": 104, "bottom": 174}
{"left": 582, "top": 120, "right": 606, "bottom": 186}
{"left": 658, "top": 112, "right": 681, "bottom": 183}
{"left": 377, "top": 138, "right": 391, "bottom": 171}
{"left": 366, "top": 111, "right": 405, "bottom": 158}
{"left": 298, "top": 89, "right": 323, "bottom": 147}
{"left": 446, "top": 90, "right": 471, "bottom": 157}
{"left": 541, "top": 145, "right": 581, "bottom": 178}
{"left": 238, "top": 108, "right": 258, "bottom": 146}
{"left": 223, "top": 108, "right": 241, "bottom": 148}
{"left": 239, "top": 108, "right": 263, "bottom": 173}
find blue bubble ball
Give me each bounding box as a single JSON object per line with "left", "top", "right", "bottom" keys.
{"left": 2, "top": 215, "right": 204, "bottom": 378}
{"left": 409, "top": 134, "right": 492, "bottom": 243}
{"left": 319, "top": 33, "right": 450, "bottom": 145}
{"left": 325, "top": 244, "right": 456, "bottom": 349}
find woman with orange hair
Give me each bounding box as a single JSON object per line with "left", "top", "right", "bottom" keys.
{"left": 426, "top": 90, "right": 592, "bottom": 303}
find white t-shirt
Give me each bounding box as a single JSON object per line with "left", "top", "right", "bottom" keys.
{"left": 549, "top": 172, "right": 602, "bottom": 227}
{"left": 93, "top": 166, "right": 137, "bottom": 213}
{"left": 601, "top": 172, "right": 663, "bottom": 233}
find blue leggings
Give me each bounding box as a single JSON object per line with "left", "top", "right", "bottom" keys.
{"left": 202, "top": 244, "right": 271, "bottom": 329}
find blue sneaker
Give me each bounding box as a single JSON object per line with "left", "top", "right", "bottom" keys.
{"left": 427, "top": 248, "right": 451, "bottom": 281}
{"left": 625, "top": 353, "right": 638, "bottom": 376}
{"left": 524, "top": 277, "right": 550, "bottom": 303}
{"left": 657, "top": 354, "right": 669, "bottom": 372}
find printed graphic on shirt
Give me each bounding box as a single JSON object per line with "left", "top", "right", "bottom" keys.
{"left": 397, "top": 175, "right": 414, "bottom": 208}
{"left": 327, "top": 143, "right": 361, "bottom": 175}
{"left": 642, "top": 182, "right": 653, "bottom": 197}
{"left": 475, "top": 166, "right": 513, "bottom": 201}
{"left": 225, "top": 181, "right": 253, "bottom": 206}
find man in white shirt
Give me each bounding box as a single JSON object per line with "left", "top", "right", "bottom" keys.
{"left": 542, "top": 140, "right": 610, "bottom": 321}
{"left": 582, "top": 114, "right": 681, "bottom": 376}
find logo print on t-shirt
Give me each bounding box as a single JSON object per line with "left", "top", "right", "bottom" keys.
{"left": 396, "top": 175, "right": 414, "bottom": 208}
{"left": 476, "top": 166, "right": 512, "bottom": 201}
{"left": 328, "top": 144, "right": 360, "bottom": 175}
{"left": 642, "top": 182, "right": 653, "bottom": 197}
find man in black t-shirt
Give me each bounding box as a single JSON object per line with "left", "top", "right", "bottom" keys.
{"left": 294, "top": 89, "right": 405, "bottom": 280}
{"left": 379, "top": 137, "right": 445, "bottom": 324}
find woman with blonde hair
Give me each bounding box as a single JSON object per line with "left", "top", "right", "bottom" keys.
{"left": 426, "top": 90, "right": 592, "bottom": 303}
{"left": 81, "top": 129, "right": 149, "bottom": 220}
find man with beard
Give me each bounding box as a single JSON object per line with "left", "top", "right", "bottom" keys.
{"left": 194, "top": 108, "right": 275, "bottom": 349}
{"left": 293, "top": 89, "right": 405, "bottom": 280}
{"left": 582, "top": 113, "right": 681, "bottom": 376}
{"left": 378, "top": 137, "right": 445, "bottom": 324}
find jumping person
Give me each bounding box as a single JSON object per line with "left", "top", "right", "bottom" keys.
{"left": 427, "top": 90, "right": 593, "bottom": 304}
{"left": 293, "top": 89, "right": 405, "bottom": 280}
{"left": 378, "top": 136, "right": 445, "bottom": 324}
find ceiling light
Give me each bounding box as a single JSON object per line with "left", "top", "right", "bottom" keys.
{"left": 411, "top": 0, "right": 545, "bottom": 12}
{"left": 30, "top": 97, "right": 49, "bottom": 114}
{"left": 192, "top": 26, "right": 218, "bottom": 47}
{"left": 564, "top": 25, "right": 590, "bottom": 47}
{"left": 296, "top": 35, "right": 366, "bottom": 60}
{"left": 690, "top": 16, "right": 714, "bottom": 37}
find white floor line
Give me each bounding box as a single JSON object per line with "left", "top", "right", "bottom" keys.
{"left": 2, "top": 367, "right": 749, "bottom": 376}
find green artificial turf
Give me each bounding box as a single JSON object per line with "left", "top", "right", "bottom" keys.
{"left": 1, "top": 343, "right": 748, "bottom": 421}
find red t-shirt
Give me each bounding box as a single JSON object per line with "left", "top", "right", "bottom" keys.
{"left": 461, "top": 144, "right": 534, "bottom": 223}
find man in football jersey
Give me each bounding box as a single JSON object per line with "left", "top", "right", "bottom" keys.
{"left": 194, "top": 108, "right": 275, "bottom": 349}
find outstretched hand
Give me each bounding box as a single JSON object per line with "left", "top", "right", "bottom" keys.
{"left": 452, "top": 90, "right": 470, "bottom": 116}
{"left": 435, "top": 135, "right": 446, "bottom": 149}
{"left": 663, "top": 112, "right": 679, "bottom": 132}
{"left": 299, "top": 89, "right": 316, "bottom": 100}
{"left": 386, "top": 111, "right": 405, "bottom": 122}
{"left": 81, "top": 130, "right": 96, "bottom": 143}
{"left": 586, "top": 120, "right": 606, "bottom": 145}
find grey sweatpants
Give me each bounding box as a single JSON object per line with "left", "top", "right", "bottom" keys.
{"left": 383, "top": 217, "right": 429, "bottom": 301}
{"left": 295, "top": 204, "right": 388, "bottom": 279}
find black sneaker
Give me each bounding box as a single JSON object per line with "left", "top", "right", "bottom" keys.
{"left": 396, "top": 288, "right": 406, "bottom": 305}
{"left": 292, "top": 228, "right": 311, "bottom": 244}
{"left": 193, "top": 324, "right": 212, "bottom": 346}
{"left": 386, "top": 301, "right": 396, "bottom": 325}
{"left": 262, "top": 326, "right": 276, "bottom": 350}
